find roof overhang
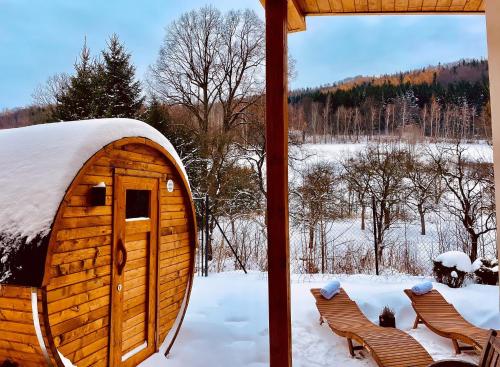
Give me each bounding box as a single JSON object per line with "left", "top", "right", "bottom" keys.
{"left": 260, "top": 0, "right": 485, "bottom": 32}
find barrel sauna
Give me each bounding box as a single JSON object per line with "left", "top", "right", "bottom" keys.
{"left": 0, "top": 119, "right": 197, "bottom": 367}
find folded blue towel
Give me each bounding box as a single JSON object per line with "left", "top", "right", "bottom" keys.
{"left": 320, "top": 279, "right": 341, "bottom": 300}
{"left": 411, "top": 281, "right": 433, "bottom": 295}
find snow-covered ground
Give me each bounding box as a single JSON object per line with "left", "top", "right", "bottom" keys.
{"left": 141, "top": 272, "right": 500, "bottom": 367}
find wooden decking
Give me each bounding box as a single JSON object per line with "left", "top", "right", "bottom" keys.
{"left": 404, "top": 289, "right": 492, "bottom": 354}
{"left": 311, "top": 288, "right": 434, "bottom": 367}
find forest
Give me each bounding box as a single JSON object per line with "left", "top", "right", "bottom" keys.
{"left": 289, "top": 59, "right": 491, "bottom": 142}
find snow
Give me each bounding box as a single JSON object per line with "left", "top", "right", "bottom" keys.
{"left": 472, "top": 258, "right": 483, "bottom": 272}
{"left": 0, "top": 118, "right": 186, "bottom": 255}
{"left": 139, "top": 272, "right": 500, "bottom": 367}
{"left": 435, "top": 251, "right": 472, "bottom": 273}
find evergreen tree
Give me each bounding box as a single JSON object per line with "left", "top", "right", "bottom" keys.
{"left": 53, "top": 40, "right": 98, "bottom": 121}
{"left": 101, "top": 34, "right": 144, "bottom": 118}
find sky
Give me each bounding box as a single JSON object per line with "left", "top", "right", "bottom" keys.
{"left": 0, "top": 0, "right": 488, "bottom": 110}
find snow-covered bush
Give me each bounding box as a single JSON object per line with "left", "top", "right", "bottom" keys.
{"left": 433, "top": 251, "right": 472, "bottom": 288}
{"left": 472, "top": 257, "right": 499, "bottom": 285}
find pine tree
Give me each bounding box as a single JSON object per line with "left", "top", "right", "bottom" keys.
{"left": 101, "top": 34, "right": 144, "bottom": 118}
{"left": 53, "top": 40, "right": 98, "bottom": 121}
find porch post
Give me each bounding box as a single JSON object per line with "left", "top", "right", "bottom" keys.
{"left": 265, "top": 1, "right": 292, "bottom": 366}
{"left": 485, "top": 0, "right": 500, "bottom": 298}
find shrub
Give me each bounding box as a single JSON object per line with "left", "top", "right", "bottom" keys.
{"left": 433, "top": 261, "right": 468, "bottom": 288}
{"left": 473, "top": 258, "right": 499, "bottom": 285}
{"left": 433, "top": 251, "right": 471, "bottom": 288}
{"left": 379, "top": 306, "right": 396, "bottom": 328}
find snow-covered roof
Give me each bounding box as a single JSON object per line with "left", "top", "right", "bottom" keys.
{"left": 0, "top": 118, "right": 187, "bottom": 284}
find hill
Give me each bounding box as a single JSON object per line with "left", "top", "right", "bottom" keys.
{"left": 289, "top": 59, "right": 491, "bottom": 142}
{"left": 292, "top": 59, "right": 488, "bottom": 95}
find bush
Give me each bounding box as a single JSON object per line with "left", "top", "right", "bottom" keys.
{"left": 473, "top": 258, "right": 499, "bottom": 285}
{"left": 433, "top": 261, "right": 468, "bottom": 288}
{"left": 379, "top": 306, "right": 396, "bottom": 328}
{"left": 433, "top": 251, "right": 471, "bottom": 288}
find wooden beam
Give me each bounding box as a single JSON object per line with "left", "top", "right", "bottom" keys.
{"left": 485, "top": 0, "right": 500, "bottom": 305}
{"left": 265, "top": 1, "right": 293, "bottom": 366}
{"left": 261, "top": 0, "right": 306, "bottom": 32}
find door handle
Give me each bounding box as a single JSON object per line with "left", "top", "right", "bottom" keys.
{"left": 117, "top": 238, "right": 127, "bottom": 276}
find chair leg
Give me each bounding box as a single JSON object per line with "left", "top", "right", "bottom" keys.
{"left": 347, "top": 339, "right": 363, "bottom": 357}
{"left": 452, "top": 339, "right": 461, "bottom": 354}
{"left": 348, "top": 338, "right": 355, "bottom": 357}
{"left": 413, "top": 316, "right": 421, "bottom": 329}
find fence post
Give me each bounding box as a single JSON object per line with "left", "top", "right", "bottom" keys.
{"left": 372, "top": 195, "right": 379, "bottom": 276}
{"left": 205, "top": 194, "right": 210, "bottom": 277}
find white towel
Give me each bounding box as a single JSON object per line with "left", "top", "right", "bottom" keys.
{"left": 320, "top": 279, "right": 341, "bottom": 300}
{"left": 411, "top": 281, "right": 433, "bottom": 295}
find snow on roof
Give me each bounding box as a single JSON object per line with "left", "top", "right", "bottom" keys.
{"left": 0, "top": 119, "right": 187, "bottom": 271}
{"left": 435, "top": 251, "right": 472, "bottom": 273}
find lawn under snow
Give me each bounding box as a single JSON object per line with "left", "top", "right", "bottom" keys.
{"left": 141, "top": 272, "right": 500, "bottom": 367}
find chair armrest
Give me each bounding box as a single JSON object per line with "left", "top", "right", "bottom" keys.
{"left": 428, "top": 360, "right": 478, "bottom": 367}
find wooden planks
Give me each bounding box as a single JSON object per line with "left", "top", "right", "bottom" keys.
{"left": 261, "top": 0, "right": 485, "bottom": 33}
{"left": 405, "top": 289, "right": 493, "bottom": 352}
{"left": 41, "top": 138, "right": 195, "bottom": 367}
{"left": 157, "top": 181, "right": 193, "bottom": 345}
{"left": 311, "top": 288, "right": 434, "bottom": 367}
{"left": 0, "top": 286, "right": 58, "bottom": 366}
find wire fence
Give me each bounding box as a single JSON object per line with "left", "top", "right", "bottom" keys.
{"left": 197, "top": 208, "right": 497, "bottom": 278}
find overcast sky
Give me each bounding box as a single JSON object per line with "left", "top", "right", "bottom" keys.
{"left": 0, "top": 0, "right": 488, "bottom": 110}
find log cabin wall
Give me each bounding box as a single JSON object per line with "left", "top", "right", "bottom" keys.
{"left": 40, "top": 138, "right": 195, "bottom": 367}
{"left": 0, "top": 285, "right": 59, "bottom": 367}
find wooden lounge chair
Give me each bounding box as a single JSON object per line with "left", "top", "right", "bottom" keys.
{"left": 404, "top": 289, "right": 493, "bottom": 354}
{"left": 311, "top": 288, "right": 434, "bottom": 367}
{"left": 428, "top": 330, "right": 499, "bottom": 366}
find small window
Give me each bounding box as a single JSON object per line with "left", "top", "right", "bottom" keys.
{"left": 126, "top": 190, "right": 150, "bottom": 219}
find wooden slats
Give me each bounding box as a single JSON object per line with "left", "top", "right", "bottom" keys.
{"left": 264, "top": 0, "right": 485, "bottom": 33}
{"left": 41, "top": 139, "right": 194, "bottom": 367}
{"left": 311, "top": 288, "right": 433, "bottom": 367}
{"left": 0, "top": 286, "right": 58, "bottom": 366}
{"left": 405, "top": 289, "right": 494, "bottom": 352}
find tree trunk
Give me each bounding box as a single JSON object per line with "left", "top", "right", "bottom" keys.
{"left": 417, "top": 204, "right": 426, "bottom": 235}
{"left": 361, "top": 204, "right": 366, "bottom": 230}
{"left": 470, "top": 234, "right": 479, "bottom": 262}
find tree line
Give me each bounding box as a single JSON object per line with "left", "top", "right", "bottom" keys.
{"left": 291, "top": 141, "right": 495, "bottom": 275}
{"left": 289, "top": 60, "right": 491, "bottom": 142}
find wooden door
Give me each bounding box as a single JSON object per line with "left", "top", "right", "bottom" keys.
{"left": 111, "top": 175, "right": 158, "bottom": 367}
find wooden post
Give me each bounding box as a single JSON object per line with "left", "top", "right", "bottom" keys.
{"left": 486, "top": 0, "right": 500, "bottom": 305}
{"left": 265, "top": 1, "right": 292, "bottom": 366}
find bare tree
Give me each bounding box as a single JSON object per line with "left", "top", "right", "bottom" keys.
{"left": 149, "top": 6, "right": 264, "bottom": 136}
{"left": 291, "top": 162, "right": 342, "bottom": 273}
{"left": 431, "top": 142, "right": 496, "bottom": 261}
{"left": 32, "top": 73, "right": 70, "bottom": 108}
{"left": 405, "top": 148, "right": 443, "bottom": 235}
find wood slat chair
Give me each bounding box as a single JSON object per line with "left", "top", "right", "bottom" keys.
{"left": 404, "top": 289, "right": 493, "bottom": 354}
{"left": 311, "top": 288, "right": 434, "bottom": 367}
{"left": 428, "top": 330, "right": 499, "bottom": 367}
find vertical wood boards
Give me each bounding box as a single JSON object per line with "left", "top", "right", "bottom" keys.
{"left": 110, "top": 175, "right": 158, "bottom": 367}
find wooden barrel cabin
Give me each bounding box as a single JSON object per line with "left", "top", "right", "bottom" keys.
{"left": 0, "top": 119, "right": 197, "bottom": 367}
